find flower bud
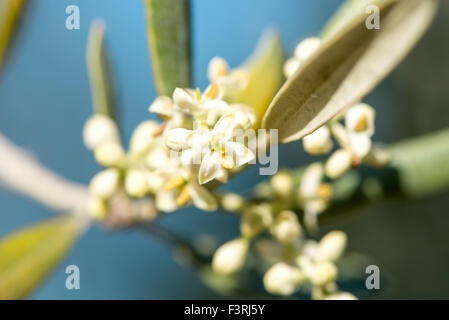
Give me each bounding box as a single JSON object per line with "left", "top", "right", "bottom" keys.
{"left": 94, "top": 141, "right": 126, "bottom": 168}
{"left": 221, "top": 193, "right": 244, "bottom": 212}
{"left": 303, "top": 126, "right": 333, "bottom": 155}
{"left": 83, "top": 115, "right": 119, "bottom": 150}
{"left": 311, "top": 261, "right": 338, "bottom": 286}
{"left": 300, "top": 163, "right": 323, "bottom": 199}
{"left": 325, "top": 149, "right": 352, "bottom": 178}
{"left": 148, "top": 96, "right": 173, "bottom": 118}
{"left": 240, "top": 204, "right": 273, "bottom": 238}
{"left": 129, "top": 120, "right": 159, "bottom": 155}
{"left": 294, "top": 37, "right": 322, "bottom": 61}
{"left": 89, "top": 168, "right": 120, "bottom": 199}
{"left": 207, "top": 57, "right": 229, "bottom": 81}
{"left": 317, "top": 230, "right": 347, "bottom": 262}
{"left": 263, "top": 262, "right": 304, "bottom": 296}
{"left": 125, "top": 170, "right": 149, "bottom": 198}
{"left": 212, "top": 238, "right": 249, "bottom": 274}
{"left": 271, "top": 210, "right": 302, "bottom": 243}
{"left": 271, "top": 171, "right": 294, "bottom": 197}
{"left": 283, "top": 57, "right": 301, "bottom": 78}
{"left": 345, "top": 103, "right": 375, "bottom": 135}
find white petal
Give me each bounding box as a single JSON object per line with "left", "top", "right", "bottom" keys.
{"left": 198, "top": 151, "right": 220, "bottom": 184}
{"left": 263, "top": 262, "right": 304, "bottom": 296}
{"left": 300, "top": 162, "right": 323, "bottom": 198}
{"left": 156, "top": 190, "right": 178, "bottom": 212}
{"left": 212, "top": 238, "right": 249, "bottom": 274}
{"left": 180, "top": 148, "right": 203, "bottom": 166}
{"left": 203, "top": 82, "right": 223, "bottom": 101}
{"left": 325, "top": 149, "right": 353, "bottom": 178}
{"left": 188, "top": 182, "right": 218, "bottom": 211}
{"left": 148, "top": 96, "right": 173, "bottom": 117}
{"left": 83, "top": 115, "right": 119, "bottom": 150}
{"left": 317, "top": 230, "right": 347, "bottom": 262}
{"left": 224, "top": 141, "right": 255, "bottom": 167}
{"left": 173, "top": 87, "right": 198, "bottom": 112}
{"left": 89, "top": 168, "right": 120, "bottom": 199}
{"left": 165, "top": 128, "right": 193, "bottom": 151}
{"left": 207, "top": 57, "right": 228, "bottom": 81}
{"left": 129, "top": 120, "right": 159, "bottom": 155}
{"left": 348, "top": 133, "right": 372, "bottom": 158}
{"left": 303, "top": 126, "right": 333, "bottom": 155}
{"left": 345, "top": 103, "right": 375, "bottom": 135}
{"left": 212, "top": 112, "right": 237, "bottom": 141}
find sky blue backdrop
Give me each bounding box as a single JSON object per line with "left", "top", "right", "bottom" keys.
{"left": 1, "top": 0, "right": 447, "bottom": 299}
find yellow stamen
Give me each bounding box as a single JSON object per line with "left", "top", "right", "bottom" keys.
{"left": 317, "top": 183, "right": 333, "bottom": 200}
{"left": 195, "top": 88, "right": 202, "bottom": 102}
{"left": 164, "top": 176, "right": 185, "bottom": 191}
{"left": 211, "top": 132, "right": 225, "bottom": 145}
{"left": 354, "top": 114, "right": 368, "bottom": 132}
{"left": 204, "top": 82, "right": 220, "bottom": 100}
{"left": 176, "top": 186, "right": 190, "bottom": 206}
{"left": 220, "top": 153, "right": 235, "bottom": 170}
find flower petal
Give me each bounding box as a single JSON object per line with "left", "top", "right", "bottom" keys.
{"left": 348, "top": 133, "right": 371, "bottom": 158}
{"left": 165, "top": 128, "right": 193, "bottom": 151}
{"left": 173, "top": 87, "right": 198, "bottom": 112}
{"left": 198, "top": 151, "right": 220, "bottom": 184}
{"left": 224, "top": 141, "right": 255, "bottom": 167}
{"left": 188, "top": 182, "right": 218, "bottom": 211}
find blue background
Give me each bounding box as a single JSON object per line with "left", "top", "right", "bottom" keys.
{"left": 0, "top": 0, "right": 448, "bottom": 299}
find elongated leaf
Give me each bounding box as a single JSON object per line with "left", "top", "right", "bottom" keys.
{"left": 390, "top": 128, "right": 449, "bottom": 198}
{"left": 0, "top": 215, "right": 86, "bottom": 299}
{"left": 144, "top": 0, "right": 191, "bottom": 96}
{"left": 0, "top": 0, "right": 26, "bottom": 71}
{"left": 86, "top": 21, "right": 117, "bottom": 119}
{"left": 262, "top": 0, "right": 438, "bottom": 143}
{"left": 229, "top": 30, "right": 284, "bottom": 128}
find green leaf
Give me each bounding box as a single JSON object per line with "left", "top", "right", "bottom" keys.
{"left": 86, "top": 21, "right": 117, "bottom": 120}
{"left": 0, "top": 215, "right": 86, "bottom": 299}
{"left": 390, "top": 128, "right": 449, "bottom": 198}
{"left": 143, "top": 0, "right": 192, "bottom": 96}
{"left": 229, "top": 30, "right": 284, "bottom": 128}
{"left": 0, "top": 0, "right": 26, "bottom": 71}
{"left": 262, "top": 0, "right": 439, "bottom": 143}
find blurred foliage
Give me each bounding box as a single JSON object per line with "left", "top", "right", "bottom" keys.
{"left": 0, "top": 0, "right": 25, "bottom": 72}
{"left": 86, "top": 21, "right": 118, "bottom": 121}
{"left": 0, "top": 215, "right": 84, "bottom": 299}
{"left": 143, "top": 0, "right": 192, "bottom": 96}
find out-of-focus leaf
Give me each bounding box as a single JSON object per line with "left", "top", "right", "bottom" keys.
{"left": 229, "top": 30, "right": 284, "bottom": 128}
{"left": 0, "top": 0, "right": 26, "bottom": 71}
{"left": 390, "top": 128, "right": 449, "bottom": 198}
{"left": 262, "top": 0, "right": 438, "bottom": 143}
{"left": 86, "top": 21, "right": 117, "bottom": 120}
{"left": 0, "top": 215, "right": 86, "bottom": 299}
{"left": 143, "top": 0, "right": 191, "bottom": 96}
{"left": 321, "top": 0, "right": 374, "bottom": 39}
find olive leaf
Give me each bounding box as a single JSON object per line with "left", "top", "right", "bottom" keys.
{"left": 143, "top": 0, "right": 192, "bottom": 96}
{"left": 0, "top": 215, "right": 86, "bottom": 299}
{"left": 228, "top": 30, "right": 284, "bottom": 128}
{"left": 86, "top": 21, "right": 117, "bottom": 120}
{"left": 262, "top": 0, "right": 439, "bottom": 143}
{"left": 0, "top": 0, "right": 26, "bottom": 71}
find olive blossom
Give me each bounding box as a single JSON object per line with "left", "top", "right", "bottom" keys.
{"left": 212, "top": 237, "right": 249, "bottom": 274}
{"left": 165, "top": 111, "right": 255, "bottom": 184}
{"left": 207, "top": 57, "right": 249, "bottom": 95}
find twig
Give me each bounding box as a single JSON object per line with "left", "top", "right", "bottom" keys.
{"left": 0, "top": 133, "right": 90, "bottom": 211}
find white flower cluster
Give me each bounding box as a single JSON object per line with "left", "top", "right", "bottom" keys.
{"left": 211, "top": 206, "right": 355, "bottom": 299}
{"left": 83, "top": 57, "right": 257, "bottom": 219}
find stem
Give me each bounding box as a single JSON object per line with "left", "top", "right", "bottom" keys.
{"left": 0, "top": 133, "right": 90, "bottom": 212}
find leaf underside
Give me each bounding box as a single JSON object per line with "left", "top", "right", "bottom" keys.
{"left": 262, "top": 0, "right": 439, "bottom": 143}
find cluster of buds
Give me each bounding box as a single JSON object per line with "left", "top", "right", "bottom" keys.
{"left": 83, "top": 57, "right": 257, "bottom": 221}
{"left": 211, "top": 199, "right": 355, "bottom": 299}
